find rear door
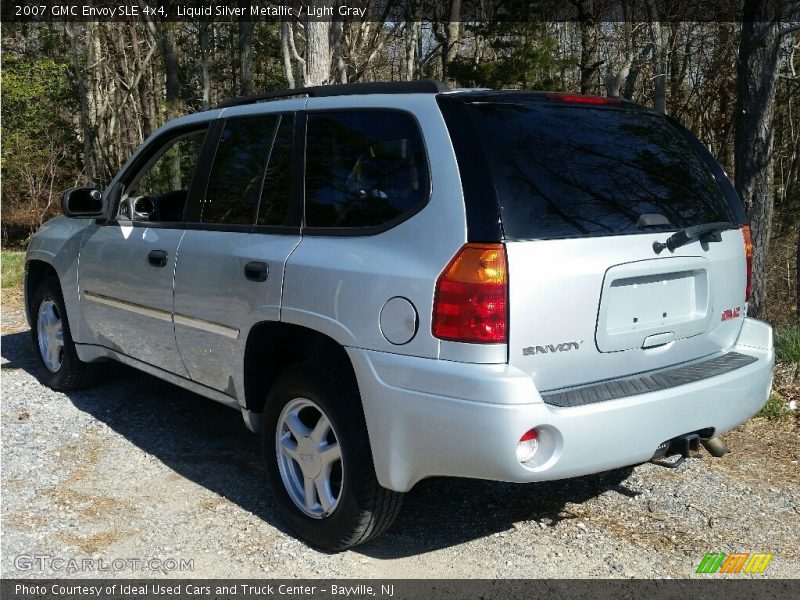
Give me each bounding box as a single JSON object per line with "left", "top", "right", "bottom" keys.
{"left": 460, "top": 97, "right": 749, "bottom": 391}
{"left": 173, "top": 111, "right": 301, "bottom": 394}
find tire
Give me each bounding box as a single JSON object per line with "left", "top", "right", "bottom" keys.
{"left": 30, "top": 275, "right": 98, "bottom": 391}
{"left": 262, "top": 361, "right": 403, "bottom": 551}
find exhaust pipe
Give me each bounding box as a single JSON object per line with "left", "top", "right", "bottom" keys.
{"left": 701, "top": 436, "right": 729, "bottom": 457}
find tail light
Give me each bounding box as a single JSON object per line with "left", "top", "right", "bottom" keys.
{"left": 741, "top": 225, "right": 752, "bottom": 301}
{"left": 432, "top": 243, "right": 508, "bottom": 344}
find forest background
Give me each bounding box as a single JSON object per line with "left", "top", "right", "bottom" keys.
{"left": 1, "top": 0, "right": 798, "bottom": 342}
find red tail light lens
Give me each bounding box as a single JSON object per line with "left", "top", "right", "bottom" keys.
{"left": 432, "top": 243, "right": 508, "bottom": 344}
{"left": 545, "top": 92, "right": 622, "bottom": 105}
{"left": 741, "top": 225, "right": 752, "bottom": 301}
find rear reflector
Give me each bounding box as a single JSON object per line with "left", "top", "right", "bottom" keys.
{"left": 516, "top": 428, "right": 540, "bottom": 463}
{"left": 545, "top": 92, "right": 623, "bottom": 105}
{"left": 741, "top": 226, "right": 752, "bottom": 301}
{"left": 432, "top": 243, "right": 508, "bottom": 344}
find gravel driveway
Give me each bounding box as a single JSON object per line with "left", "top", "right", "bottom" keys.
{"left": 2, "top": 289, "right": 799, "bottom": 579}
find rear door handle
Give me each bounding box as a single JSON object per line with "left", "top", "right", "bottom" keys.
{"left": 148, "top": 249, "right": 168, "bottom": 267}
{"left": 244, "top": 261, "right": 268, "bottom": 282}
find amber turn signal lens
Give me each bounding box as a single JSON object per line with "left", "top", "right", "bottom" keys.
{"left": 432, "top": 243, "right": 508, "bottom": 344}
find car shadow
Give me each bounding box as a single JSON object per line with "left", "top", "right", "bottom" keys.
{"left": 1, "top": 329, "right": 639, "bottom": 558}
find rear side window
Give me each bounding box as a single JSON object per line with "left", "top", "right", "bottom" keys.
{"left": 468, "top": 102, "right": 734, "bottom": 240}
{"left": 304, "top": 111, "right": 429, "bottom": 230}
{"left": 202, "top": 115, "right": 279, "bottom": 225}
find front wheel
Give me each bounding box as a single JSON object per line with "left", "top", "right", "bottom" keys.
{"left": 262, "top": 362, "right": 403, "bottom": 550}
{"left": 30, "top": 275, "right": 98, "bottom": 391}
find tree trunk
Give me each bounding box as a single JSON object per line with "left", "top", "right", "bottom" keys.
{"left": 647, "top": 1, "right": 668, "bottom": 114}
{"left": 577, "top": 1, "right": 599, "bottom": 94}
{"left": 199, "top": 22, "right": 211, "bottom": 110}
{"left": 280, "top": 21, "right": 296, "bottom": 88}
{"left": 131, "top": 25, "right": 153, "bottom": 140}
{"left": 796, "top": 228, "right": 800, "bottom": 323}
{"left": 442, "top": 0, "right": 460, "bottom": 80}
{"left": 238, "top": 2, "right": 253, "bottom": 96}
{"left": 405, "top": 20, "right": 420, "bottom": 81}
{"left": 734, "top": 1, "right": 782, "bottom": 319}
{"left": 162, "top": 25, "right": 180, "bottom": 120}
{"left": 606, "top": 53, "right": 633, "bottom": 97}
{"left": 67, "top": 22, "right": 95, "bottom": 184}
{"left": 332, "top": 20, "right": 347, "bottom": 83}
{"left": 305, "top": 20, "right": 331, "bottom": 86}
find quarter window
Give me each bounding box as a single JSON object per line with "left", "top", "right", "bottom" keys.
{"left": 258, "top": 114, "right": 295, "bottom": 227}
{"left": 304, "top": 111, "right": 429, "bottom": 229}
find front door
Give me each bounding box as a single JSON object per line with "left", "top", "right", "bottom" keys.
{"left": 79, "top": 126, "right": 209, "bottom": 376}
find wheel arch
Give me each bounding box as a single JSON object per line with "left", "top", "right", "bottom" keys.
{"left": 243, "top": 321, "right": 359, "bottom": 418}
{"left": 24, "top": 259, "right": 59, "bottom": 326}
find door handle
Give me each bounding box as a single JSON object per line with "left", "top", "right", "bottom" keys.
{"left": 148, "top": 249, "right": 168, "bottom": 267}
{"left": 244, "top": 261, "right": 269, "bottom": 282}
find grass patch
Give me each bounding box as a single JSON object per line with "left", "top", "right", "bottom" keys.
{"left": 774, "top": 324, "right": 800, "bottom": 366}
{"left": 757, "top": 393, "right": 792, "bottom": 420}
{"left": 1, "top": 250, "right": 25, "bottom": 289}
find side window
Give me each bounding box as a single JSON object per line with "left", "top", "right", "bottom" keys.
{"left": 201, "top": 115, "right": 279, "bottom": 225}
{"left": 122, "top": 129, "right": 206, "bottom": 223}
{"left": 258, "top": 114, "right": 294, "bottom": 226}
{"left": 304, "top": 111, "right": 429, "bottom": 229}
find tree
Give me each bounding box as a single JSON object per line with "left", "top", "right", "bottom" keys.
{"left": 734, "top": 0, "right": 799, "bottom": 319}
{"left": 1, "top": 54, "right": 79, "bottom": 239}
{"left": 448, "top": 22, "right": 561, "bottom": 89}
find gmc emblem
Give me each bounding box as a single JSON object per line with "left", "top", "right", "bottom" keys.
{"left": 721, "top": 307, "right": 741, "bottom": 321}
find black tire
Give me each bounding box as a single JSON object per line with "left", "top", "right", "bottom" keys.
{"left": 30, "top": 275, "right": 98, "bottom": 391}
{"left": 262, "top": 362, "right": 403, "bottom": 551}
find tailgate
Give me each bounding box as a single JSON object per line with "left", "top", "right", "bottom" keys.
{"left": 506, "top": 229, "right": 748, "bottom": 392}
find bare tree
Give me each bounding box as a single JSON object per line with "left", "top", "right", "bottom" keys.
{"left": 238, "top": 1, "right": 253, "bottom": 95}
{"left": 281, "top": 18, "right": 332, "bottom": 86}
{"left": 576, "top": 0, "right": 602, "bottom": 93}
{"left": 734, "top": 0, "right": 800, "bottom": 318}
{"left": 199, "top": 21, "right": 211, "bottom": 109}
{"left": 281, "top": 21, "right": 297, "bottom": 87}
{"left": 404, "top": 3, "right": 422, "bottom": 81}
{"left": 433, "top": 0, "right": 461, "bottom": 80}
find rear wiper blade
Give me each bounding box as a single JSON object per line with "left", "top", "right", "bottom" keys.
{"left": 652, "top": 222, "right": 736, "bottom": 254}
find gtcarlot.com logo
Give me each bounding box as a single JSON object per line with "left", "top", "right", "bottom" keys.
{"left": 696, "top": 552, "right": 773, "bottom": 574}
{"left": 14, "top": 554, "right": 194, "bottom": 573}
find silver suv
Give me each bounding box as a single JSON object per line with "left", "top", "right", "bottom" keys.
{"left": 25, "top": 81, "right": 774, "bottom": 550}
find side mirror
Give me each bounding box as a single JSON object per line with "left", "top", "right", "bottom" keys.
{"left": 61, "top": 187, "right": 105, "bottom": 218}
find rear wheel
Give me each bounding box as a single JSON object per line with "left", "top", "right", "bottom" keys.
{"left": 30, "top": 275, "right": 98, "bottom": 391}
{"left": 262, "top": 362, "right": 403, "bottom": 550}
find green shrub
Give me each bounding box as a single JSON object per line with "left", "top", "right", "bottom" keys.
{"left": 1, "top": 250, "right": 25, "bottom": 289}
{"left": 774, "top": 325, "right": 800, "bottom": 366}
{"left": 757, "top": 393, "right": 792, "bottom": 420}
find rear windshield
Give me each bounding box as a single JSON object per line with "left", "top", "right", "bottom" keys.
{"left": 467, "top": 102, "right": 734, "bottom": 240}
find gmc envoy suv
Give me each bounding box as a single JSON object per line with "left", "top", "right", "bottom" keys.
{"left": 24, "top": 80, "right": 774, "bottom": 550}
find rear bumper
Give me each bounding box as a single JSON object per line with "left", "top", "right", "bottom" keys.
{"left": 348, "top": 318, "right": 773, "bottom": 492}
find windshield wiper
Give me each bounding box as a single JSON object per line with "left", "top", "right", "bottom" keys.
{"left": 652, "top": 222, "right": 735, "bottom": 254}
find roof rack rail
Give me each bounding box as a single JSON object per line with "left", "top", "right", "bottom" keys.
{"left": 220, "top": 80, "right": 450, "bottom": 108}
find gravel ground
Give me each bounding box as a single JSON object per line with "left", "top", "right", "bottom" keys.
{"left": 2, "top": 288, "right": 799, "bottom": 579}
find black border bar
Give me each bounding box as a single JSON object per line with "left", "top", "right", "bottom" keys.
{"left": 2, "top": 1, "right": 799, "bottom": 23}
{"left": 3, "top": 579, "right": 800, "bottom": 600}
